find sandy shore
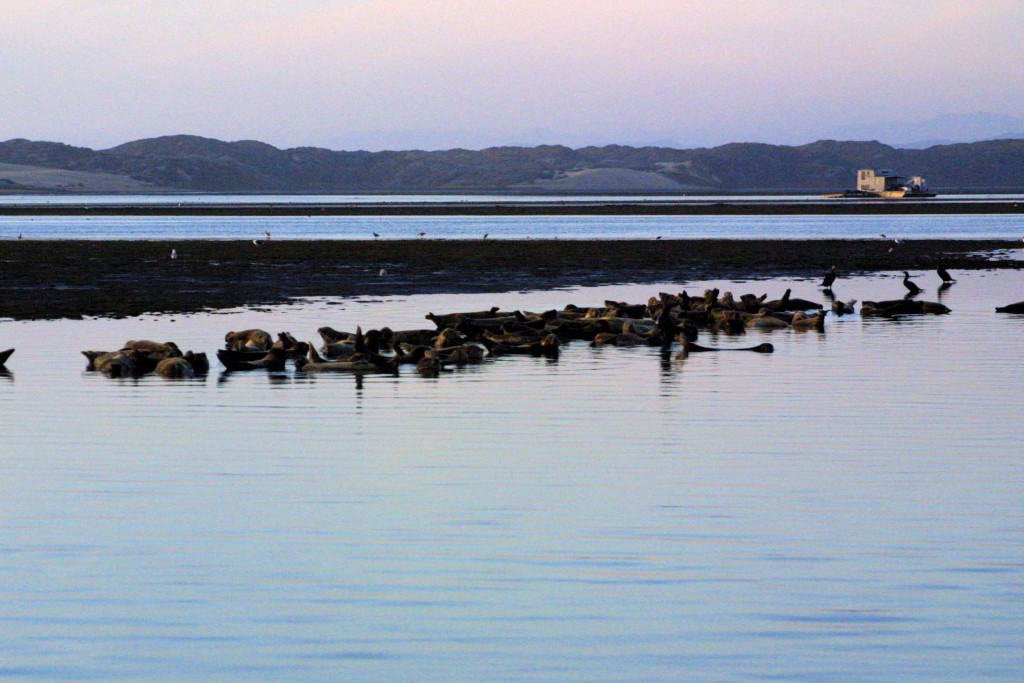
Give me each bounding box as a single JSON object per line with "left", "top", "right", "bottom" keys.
{"left": 1, "top": 238, "right": 1020, "bottom": 320}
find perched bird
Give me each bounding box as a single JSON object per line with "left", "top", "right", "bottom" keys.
{"left": 821, "top": 265, "right": 837, "bottom": 289}
{"left": 418, "top": 231, "right": 426, "bottom": 239}
{"left": 17, "top": 233, "right": 22, "bottom": 240}
{"left": 265, "top": 230, "right": 272, "bottom": 241}
{"left": 483, "top": 233, "right": 488, "bottom": 239}
{"left": 936, "top": 257, "right": 955, "bottom": 284}
{"left": 373, "top": 232, "right": 380, "bottom": 238}
{"left": 902, "top": 271, "right": 922, "bottom": 295}
{"left": 171, "top": 249, "right": 178, "bottom": 259}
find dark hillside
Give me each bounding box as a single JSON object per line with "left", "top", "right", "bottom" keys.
{"left": 2, "top": 135, "right": 1021, "bottom": 193}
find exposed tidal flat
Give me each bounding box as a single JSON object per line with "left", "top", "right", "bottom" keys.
{"left": 1, "top": 238, "right": 1022, "bottom": 320}
{"left": 1, "top": 220, "right": 1024, "bottom": 680}
{"left": 2, "top": 196, "right": 1023, "bottom": 216}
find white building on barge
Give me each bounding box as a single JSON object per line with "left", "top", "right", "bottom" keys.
{"left": 826, "top": 169, "right": 936, "bottom": 198}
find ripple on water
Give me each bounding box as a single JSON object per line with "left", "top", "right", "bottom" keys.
{"left": 0, "top": 271, "right": 1023, "bottom": 681}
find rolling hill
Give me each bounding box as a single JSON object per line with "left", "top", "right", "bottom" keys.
{"left": 1, "top": 136, "right": 1021, "bottom": 193}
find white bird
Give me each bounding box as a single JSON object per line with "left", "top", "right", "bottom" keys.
{"left": 170, "top": 249, "right": 178, "bottom": 259}
{"left": 252, "top": 239, "right": 264, "bottom": 246}
{"left": 379, "top": 268, "right": 387, "bottom": 276}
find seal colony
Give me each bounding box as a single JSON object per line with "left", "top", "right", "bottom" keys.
{"left": 1, "top": 265, "right": 1018, "bottom": 375}
{"left": 67, "top": 278, "right": 975, "bottom": 381}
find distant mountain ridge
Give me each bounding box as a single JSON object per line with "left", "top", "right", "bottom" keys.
{"left": 1, "top": 135, "right": 1022, "bottom": 193}
{"left": 833, "top": 111, "right": 1024, "bottom": 150}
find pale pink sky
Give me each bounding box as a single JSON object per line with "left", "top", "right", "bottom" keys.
{"left": 2, "top": 0, "right": 1022, "bottom": 150}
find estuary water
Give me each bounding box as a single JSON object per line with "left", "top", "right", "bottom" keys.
{"left": 1, "top": 269, "right": 1023, "bottom": 681}
{"left": 3, "top": 213, "right": 1024, "bottom": 241}
{"left": 1, "top": 193, "right": 1023, "bottom": 240}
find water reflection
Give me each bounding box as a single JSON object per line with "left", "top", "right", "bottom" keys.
{"left": 0, "top": 271, "right": 1022, "bottom": 681}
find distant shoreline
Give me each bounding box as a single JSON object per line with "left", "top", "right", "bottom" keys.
{"left": 2, "top": 238, "right": 1020, "bottom": 321}
{"left": 1, "top": 199, "right": 1022, "bottom": 216}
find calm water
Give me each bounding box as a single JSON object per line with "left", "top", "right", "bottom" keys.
{"left": 3, "top": 213, "right": 1023, "bottom": 241}
{"left": 1, "top": 269, "right": 1022, "bottom": 681}
{"left": 2, "top": 193, "right": 1023, "bottom": 240}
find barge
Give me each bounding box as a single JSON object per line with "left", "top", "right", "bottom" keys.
{"left": 825, "top": 168, "right": 937, "bottom": 198}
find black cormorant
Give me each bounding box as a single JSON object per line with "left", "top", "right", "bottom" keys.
{"left": 821, "top": 265, "right": 837, "bottom": 289}
{"left": 902, "top": 271, "right": 922, "bottom": 294}
{"left": 936, "top": 258, "right": 955, "bottom": 284}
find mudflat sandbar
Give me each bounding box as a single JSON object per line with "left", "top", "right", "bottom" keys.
{"left": 1, "top": 238, "right": 1020, "bottom": 321}
{"left": 1, "top": 199, "right": 1023, "bottom": 216}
